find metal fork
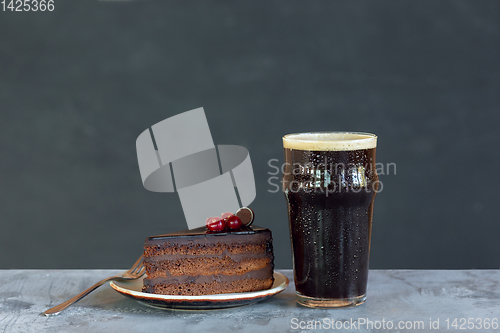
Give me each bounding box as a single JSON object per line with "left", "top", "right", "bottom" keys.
{"left": 42, "top": 255, "right": 145, "bottom": 316}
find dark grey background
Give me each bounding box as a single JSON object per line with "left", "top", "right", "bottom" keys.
{"left": 1, "top": 1, "right": 499, "bottom": 269}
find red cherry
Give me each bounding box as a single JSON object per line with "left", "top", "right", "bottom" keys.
{"left": 221, "top": 212, "right": 233, "bottom": 220}
{"left": 226, "top": 215, "right": 242, "bottom": 229}
{"left": 206, "top": 217, "right": 225, "bottom": 232}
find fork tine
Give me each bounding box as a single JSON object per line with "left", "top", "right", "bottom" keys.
{"left": 133, "top": 262, "right": 145, "bottom": 275}
{"left": 129, "top": 255, "right": 144, "bottom": 273}
{"left": 136, "top": 266, "right": 146, "bottom": 276}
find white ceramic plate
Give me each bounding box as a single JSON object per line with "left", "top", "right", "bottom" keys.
{"left": 110, "top": 272, "right": 289, "bottom": 310}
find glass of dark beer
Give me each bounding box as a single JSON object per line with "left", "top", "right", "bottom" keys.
{"left": 282, "top": 132, "right": 378, "bottom": 308}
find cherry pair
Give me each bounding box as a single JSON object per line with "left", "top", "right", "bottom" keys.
{"left": 206, "top": 212, "right": 242, "bottom": 232}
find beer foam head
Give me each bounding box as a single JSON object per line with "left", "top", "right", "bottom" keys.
{"left": 283, "top": 132, "right": 377, "bottom": 151}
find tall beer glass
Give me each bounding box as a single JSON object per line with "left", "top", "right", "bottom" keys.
{"left": 282, "top": 132, "right": 378, "bottom": 308}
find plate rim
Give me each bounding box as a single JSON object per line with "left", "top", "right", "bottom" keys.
{"left": 110, "top": 272, "right": 289, "bottom": 303}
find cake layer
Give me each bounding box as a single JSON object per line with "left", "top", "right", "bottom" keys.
{"left": 145, "top": 242, "right": 269, "bottom": 257}
{"left": 144, "top": 278, "right": 274, "bottom": 296}
{"left": 145, "top": 256, "right": 272, "bottom": 279}
{"left": 145, "top": 251, "right": 268, "bottom": 261}
{"left": 145, "top": 266, "right": 273, "bottom": 286}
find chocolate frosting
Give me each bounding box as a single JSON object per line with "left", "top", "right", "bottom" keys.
{"left": 145, "top": 225, "right": 271, "bottom": 246}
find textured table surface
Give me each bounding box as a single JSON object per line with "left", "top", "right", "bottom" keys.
{"left": 0, "top": 269, "right": 499, "bottom": 333}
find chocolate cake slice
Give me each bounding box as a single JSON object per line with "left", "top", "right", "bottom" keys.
{"left": 143, "top": 225, "right": 274, "bottom": 296}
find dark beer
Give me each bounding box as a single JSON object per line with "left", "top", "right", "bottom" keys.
{"left": 282, "top": 132, "right": 378, "bottom": 308}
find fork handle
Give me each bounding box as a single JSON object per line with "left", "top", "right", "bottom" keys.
{"left": 42, "top": 276, "right": 116, "bottom": 316}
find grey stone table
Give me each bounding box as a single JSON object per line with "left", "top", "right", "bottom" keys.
{"left": 0, "top": 269, "right": 499, "bottom": 333}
